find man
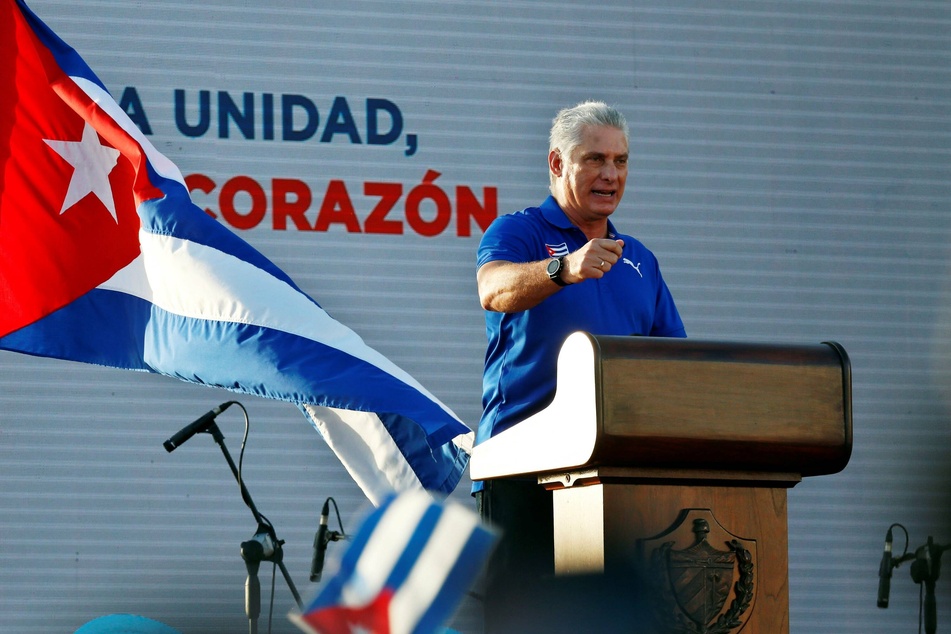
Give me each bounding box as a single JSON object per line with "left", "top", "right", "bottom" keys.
{"left": 474, "top": 101, "right": 685, "bottom": 632}
{"left": 476, "top": 100, "right": 686, "bottom": 445}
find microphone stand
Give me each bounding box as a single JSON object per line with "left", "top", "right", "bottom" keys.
{"left": 205, "top": 421, "right": 303, "bottom": 633}
{"left": 909, "top": 536, "right": 949, "bottom": 634}
{"left": 880, "top": 529, "right": 950, "bottom": 634}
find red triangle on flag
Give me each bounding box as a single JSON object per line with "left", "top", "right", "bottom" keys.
{"left": 297, "top": 589, "right": 395, "bottom": 634}
{"left": 0, "top": 0, "right": 142, "bottom": 337}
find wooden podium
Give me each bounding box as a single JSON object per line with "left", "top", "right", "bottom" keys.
{"left": 470, "top": 332, "right": 852, "bottom": 634}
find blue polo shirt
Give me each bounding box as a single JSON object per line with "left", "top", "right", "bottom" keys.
{"left": 476, "top": 196, "right": 686, "bottom": 452}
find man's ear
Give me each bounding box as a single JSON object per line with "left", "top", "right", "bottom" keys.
{"left": 548, "top": 149, "right": 563, "bottom": 178}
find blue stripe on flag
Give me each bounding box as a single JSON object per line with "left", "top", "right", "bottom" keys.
{"left": 384, "top": 502, "right": 443, "bottom": 590}
{"left": 0, "top": 291, "right": 152, "bottom": 370}
{"left": 415, "top": 516, "right": 498, "bottom": 633}
{"left": 375, "top": 413, "right": 469, "bottom": 494}
{"left": 15, "top": 0, "right": 108, "bottom": 92}
{"left": 3, "top": 289, "right": 465, "bottom": 449}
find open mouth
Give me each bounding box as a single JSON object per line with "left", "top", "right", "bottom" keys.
{"left": 592, "top": 189, "right": 615, "bottom": 198}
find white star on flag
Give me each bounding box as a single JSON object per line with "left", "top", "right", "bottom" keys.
{"left": 44, "top": 121, "right": 121, "bottom": 221}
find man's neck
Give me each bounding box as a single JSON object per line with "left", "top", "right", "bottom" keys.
{"left": 553, "top": 194, "right": 611, "bottom": 242}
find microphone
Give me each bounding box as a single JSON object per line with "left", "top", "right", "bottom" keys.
{"left": 310, "top": 499, "right": 331, "bottom": 582}
{"left": 877, "top": 527, "right": 894, "bottom": 608}
{"left": 163, "top": 402, "right": 234, "bottom": 452}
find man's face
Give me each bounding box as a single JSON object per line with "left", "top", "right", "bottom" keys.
{"left": 551, "top": 125, "right": 629, "bottom": 226}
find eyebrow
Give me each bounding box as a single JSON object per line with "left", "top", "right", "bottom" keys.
{"left": 581, "top": 151, "right": 629, "bottom": 161}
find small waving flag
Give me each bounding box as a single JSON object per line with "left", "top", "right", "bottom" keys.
{"left": 291, "top": 491, "right": 496, "bottom": 634}
{"left": 0, "top": 0, "right": 472, "bottom": 504}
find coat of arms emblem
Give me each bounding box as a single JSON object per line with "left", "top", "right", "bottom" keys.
{"left": 640, "top": 509, "right": 756, "bottom": 634}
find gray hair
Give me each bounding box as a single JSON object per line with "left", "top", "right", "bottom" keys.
{"left": 548, "top": 101, "right": 629, "bottom": 188}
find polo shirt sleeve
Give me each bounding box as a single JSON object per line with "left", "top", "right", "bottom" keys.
{"left": 477, "top": 212, "right": 537, "bottom": 268}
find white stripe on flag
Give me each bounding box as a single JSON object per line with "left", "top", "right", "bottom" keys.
{"left": 302, "top": 405, "right": 420, "bottom": 506}
{"left": 99, "top": 231, "right": 454, "bottom": 417}
{"left": 390, "top": 501, "right": 483, "bottom": 634}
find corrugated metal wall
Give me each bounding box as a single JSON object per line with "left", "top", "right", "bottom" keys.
{"left": 1, "top": 1, "right": 949, "bottom": 632}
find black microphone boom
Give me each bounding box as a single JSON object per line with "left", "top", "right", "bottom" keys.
{"left": 163, "top": 402, "right": 235, "bottom": 452}
{"left": 878, "top": 527, "right": 894, "bottom": 608}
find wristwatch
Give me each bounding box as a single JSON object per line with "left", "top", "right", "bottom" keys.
{"left": 546, "top": 256, "right": 569, "bottom": 286}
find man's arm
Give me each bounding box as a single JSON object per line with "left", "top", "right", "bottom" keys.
{"left": 477, "top": 260, "right": 559, "bottom": 313}
{"left": 478, "top": 238, "right": 625, "bottom": 313}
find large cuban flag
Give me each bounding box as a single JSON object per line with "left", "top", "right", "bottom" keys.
{"left": 0, "top": 0, "right": 472, "bottom": 505}
{"left": 290, "top": 491, "right": 496, "bottom": 634}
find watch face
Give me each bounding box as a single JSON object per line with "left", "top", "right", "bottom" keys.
{"left": 547, "top": 258, "right": 561, "bottom": 276}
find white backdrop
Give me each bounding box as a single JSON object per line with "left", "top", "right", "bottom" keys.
{"left": 2, "top": 1, "right": 950, "bottom": 632}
